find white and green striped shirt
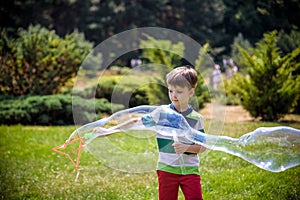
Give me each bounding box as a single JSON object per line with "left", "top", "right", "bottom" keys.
{"left": 156, "top": 104, "right": 205, "bottom": 175}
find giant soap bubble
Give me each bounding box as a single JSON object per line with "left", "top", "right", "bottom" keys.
{"left": 64, "top": 27, "right": 226, "bottom": 173}
{"left": 53, "top": 27, "right": 299, "bottom": 173}
{"left": 54, "top": 105, "right": 300, "bottom": 173}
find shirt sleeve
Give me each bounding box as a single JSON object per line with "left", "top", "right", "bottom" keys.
{"left": 141, "top": 114, "right": 157, "bottom": 127}
{"left": 194, "top": 117, "right": 206, "bottom": 143}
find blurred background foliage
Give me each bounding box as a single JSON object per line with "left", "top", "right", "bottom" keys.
{"left": 1, "top": 0, "right": 299, "bottom": 58}
{"left": 0, "top": 0, "right": 299, "bottom": 124}
{"left": 0, "top": 25, "right": 93, "bottom": 96}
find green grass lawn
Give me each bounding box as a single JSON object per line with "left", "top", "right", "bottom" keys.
{"left": 1, "top": 121, "right": 299, "bottom": 199}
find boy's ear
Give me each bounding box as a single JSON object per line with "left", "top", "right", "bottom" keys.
{"left": 189, "top": 88, "right": 195, "bottom": 97}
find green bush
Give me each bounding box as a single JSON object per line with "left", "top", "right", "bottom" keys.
{"left": 230, "top": 33, "right": 253, "bottom": 73}
{"left": 87, "top": 74, "right": 208, "bottom": 109}
{"left": 98, "top": 75, "right": 150, "bottom": 107}
{"left": 0, "top": 25, "right": 93, "bottom": 96}
{"left": 139, "top": 35, "right": 184, "bottom": 106}
{"left": 278, "top": 29, "right": 300, "bottom": 114}
{"left": 0, "top": 95, "right": 124, "bottom": 125}
{"left": 235, "top": 31, "right": 300, "bottom": 121}
{"left": 82, "top": 72, "right": 210, "bottom": 110}
{"left": 76, "top": 62, "right": 210, "bottom": 110}
{"left": 76, "top": 75, "right": 150, "bottom": 107}
{"left": 95, "top": 76, "right": 118, "bottom": 100}
{"left": 278, "top": 29, "right": 300, "bottom": 55}
{"left": 140, "top": 35, "right": 184, "bottom": 68}
{"left": 223, "top": 78, "right": 242, "bottom": 105}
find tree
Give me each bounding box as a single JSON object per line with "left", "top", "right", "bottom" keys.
{"left": 139, "top": 35, "right": 185, "bottom": 105}
{"left": 230, "top": 33, "right": 253, "bottom": 72}
{"left": 233, "top": 31, "right": 300, "bottom": 121}
{"left": 221, "top": 0, "right": 300, "bottom": 57}
{"left": 277, "top": 29, "right": 300, "bottom": 114}
{"left": 0, "top": 25, "right": 93, "bottom": 96}
{"left": 182, "top": 0, "right": 225, "bottom": 45}
{"left": 1, "top": 0, "right": 300, "bottom": 71}
{"left": 278, "top": 29, "right": 300, "bottom": 55}
{"left": 139, "top": 36, "right": 209, "bottom": 109}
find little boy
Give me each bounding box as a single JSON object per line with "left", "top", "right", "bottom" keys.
{"left": 93, "top": 65, "right": 206, "bottom": 199}
{"left": 155, "top": 65, "right": 206, "bottom": 200}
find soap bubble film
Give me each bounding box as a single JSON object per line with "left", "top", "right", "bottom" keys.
{"left": 72, "top": 27, "right": 226, "bottom": 173}
{"left": 67, "top": 105, "right": 300, "bottom": 172}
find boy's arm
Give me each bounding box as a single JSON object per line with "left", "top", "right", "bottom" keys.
{"left": 172, "top": 143, "right": 206, "bottom": 154}
{"left": 110, "top": 117, "right": 141, "bottom": 131}
{"left": 186, "top": 143, "right": 206, "bottom": 153}
{"left": 93, "top": 118, "right": 141, "bottom": 133}
{"left": 172, "top": 115, "right": 206, "bottom": 154}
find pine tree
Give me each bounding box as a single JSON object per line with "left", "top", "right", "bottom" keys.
{"left": 234, "top": 31, "right": 300, "bottom": 121}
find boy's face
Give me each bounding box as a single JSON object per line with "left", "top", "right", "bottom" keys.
{"left": 168, "top": 84, "right": 194, "bottom": 110}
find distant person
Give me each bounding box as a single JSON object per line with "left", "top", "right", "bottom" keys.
{"left": 233, "top": 64, "right": 238, "bottom": 74}
{"left": 211, "top": 64, "right": 222, "bottom": 90}
{"left": 222, "top": 58, "right": 227, "bottom": 69}
{"left": 225, "top": 67, "right": 232, "bottom": 79}
{"left": 228, "top": 58, "right": 234, "bottom": 67}
{"left": 130, "top": 58, "right": 142, "bottom": 68}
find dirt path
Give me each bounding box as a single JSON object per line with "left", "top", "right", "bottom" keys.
{"left": 200, "top": 103, "right": 300, "bottom": 123}
{"left": 200, "top": 103, "right": 253, "bottom": 123}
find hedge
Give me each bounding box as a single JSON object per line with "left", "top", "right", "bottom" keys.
{"left": 0, "top": 95, "right": 124, "bottom": 125}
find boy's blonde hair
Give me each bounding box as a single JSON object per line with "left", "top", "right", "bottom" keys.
{"left": 166, "top": 65, "right": 198, "bottom": 89}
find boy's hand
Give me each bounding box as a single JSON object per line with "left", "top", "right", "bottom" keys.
{"left": 93, "top": 127, "right": 108, "bottom": 133}
{"left": 172, "top": 142, "right": 189, "bottom": 154}
{"left": 172, "top": 142, "right": 204, "bottom": 154}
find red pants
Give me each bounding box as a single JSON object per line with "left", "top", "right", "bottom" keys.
{"left": 157, "top": 170, "right": 203, "bottom": 200}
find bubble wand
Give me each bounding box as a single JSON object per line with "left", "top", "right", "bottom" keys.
{"left": 53, "top": 105, "right": 300, "bottom": 172}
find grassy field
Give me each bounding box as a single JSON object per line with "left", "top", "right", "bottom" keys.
{"left": 1, "top": 109, "right": 300, "bottom": 199}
